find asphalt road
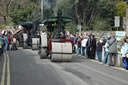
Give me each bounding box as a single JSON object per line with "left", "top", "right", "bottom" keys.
{"left": 0, "top": 54, "right": 4, "bottom": 83}
{"left": 1, "top": 48, "right": 128, "bottom": 85}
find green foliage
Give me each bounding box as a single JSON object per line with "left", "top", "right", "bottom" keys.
{"left": 65, "top": 23, "right": 78, "bottom": 33}
{"left": 116, "top": 1, "right": 126, "bottom": 17}
{"left": 4, "top": 0, "right": 127, "bottom": 31}
{"left": 10, "top": 3, "right": 40, "bottom": 25}
{"left": 82, "top": 24, "right": 89, "bottom": 31}
{"left": 43, "top": 8, "right": 53, "bottom": 19}
{"left": 99, "top": 0, "right": 116, "bottom": 19}
{"left": 0, "top": 17, "right": 13, "bottom": 29}
{"left": 0, "top": 24, "right": 7, "bottom": 29}
{"left": 115, "top": 1, "right": 126, "bottom": 30}
{"left": 6, "top": 17, "right": 14, "bottom": 25}
{"left": 91, "top": 16, "right": 112, "bottom": 31}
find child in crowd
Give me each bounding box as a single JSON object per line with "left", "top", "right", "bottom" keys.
{"left": 12, "top": 36, "right": 17, "bottom": 50}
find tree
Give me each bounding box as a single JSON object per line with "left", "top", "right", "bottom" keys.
{"left": 116, "top": 1, "right": 126, "bottom": 17}
{"left": 116, "top": 1, "right": 126, "bottom": 30}
{"left": 0, "top": 0, "right": 38, "bottom": 24}
{"left": 0, "top": 0, "right": 12, "bottom": 24}
{"left": 91, "top": 16, "right": 112, "bottom": 31}
{"left": 65, "top": 23, "right": 78, "bottom": 33}
{"left": 10, "top": 3, "right": 40, "bottom": 24}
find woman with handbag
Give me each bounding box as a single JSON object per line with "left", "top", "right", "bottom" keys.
{"left": 108, "top": 36, "right": 117, "bottom": 66}
{"left": 121, "top": 38, "right": 128, "bottom": 70}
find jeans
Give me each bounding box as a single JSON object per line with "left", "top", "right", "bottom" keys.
{"left": 81, "top": 46, "right": 85, "bottom": 56}
{"left": 122, "top": 57, "right": 128, "bottom": 69}
{"left": 77, "top": 48, "right": 81, "bottom": 55}
{"left": 103, "top": 52, "right": 109, "bottom": 64}
{"left": 3, "top": 44, "right": 8, "bottom": 52}
{"left": 97, "top": 51, "right": 102, "bottom": 62}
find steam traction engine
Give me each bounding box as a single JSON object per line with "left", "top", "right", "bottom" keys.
{"left": 21, "top": 21, "right": 41, "bottom": 50}
{"left": 39, "top": 10, "right": 73, "bottom": 62}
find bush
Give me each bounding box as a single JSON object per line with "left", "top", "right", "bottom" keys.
{"left": 0, "top": 24, "right": 6, "bottom": 29}
{"left": 91, "top": 16, "right": 112, "bottom": 31}
{"left": 65, "top": 23, "right": 78, "bottom": 33}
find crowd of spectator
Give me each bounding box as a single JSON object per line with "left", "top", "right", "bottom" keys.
{"left": 68, "top": 32, "right": 128, "bottom": 70}
{"left": 0, "top": 30, "right": 17, "bottom": 55}
{"left": 0, "top": 29, "right": 128, "bottom": 70}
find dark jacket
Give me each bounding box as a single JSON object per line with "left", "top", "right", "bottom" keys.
{"left": 96, "top": 41, "right": 104, "bottom": 51}
{"left": 91, "top": 38, "right": 96, "bottom": 49}
{"left": 86, "top": 38, "right": 92, "bottom": 48}
{"left": 74, "top": 37, "right": 78, "bottom": 44}
{"left": 77, "top": 40, "right": 81, "bottom": 48}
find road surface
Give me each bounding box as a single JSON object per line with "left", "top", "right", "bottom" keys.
{"left": 0, "top": 48, "right": 128, "bottom": 85}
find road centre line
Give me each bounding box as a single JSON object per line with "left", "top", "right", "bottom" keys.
{"left": 0, "top": 53, "right": 7, "bottom": 85}
{"left": 6, "top": 52, "right": 10, "bottom": 85}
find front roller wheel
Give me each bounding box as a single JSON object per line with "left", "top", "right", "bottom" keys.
{"left": 51, "top": 54, "right": 72, "bottom": 62}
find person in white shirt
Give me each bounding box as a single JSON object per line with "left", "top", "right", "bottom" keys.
{"left": 81, "top": 36, "right": 88, "bottom": 56}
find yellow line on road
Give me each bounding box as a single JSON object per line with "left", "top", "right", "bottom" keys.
{"left": 6, "top": 52, "right": 10, "bottom": 85}
{"left": 0, "top": 53, "right": 7, "bottom": 85}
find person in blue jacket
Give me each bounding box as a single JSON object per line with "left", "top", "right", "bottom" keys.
{"left": 3, "top": 32, "right": 8, "bottom": 53}
{"left": 121, "top": 38, "right": 128, "bottom": 70}
{"left": 0, "top": 34, "right": 4, "bottom": 55}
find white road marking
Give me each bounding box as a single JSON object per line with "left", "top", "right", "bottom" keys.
{"left": 0, "top": 53, "right": 7, "bottom": 85}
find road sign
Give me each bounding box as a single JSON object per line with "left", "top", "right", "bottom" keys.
{"left": 115, "top": 16, "right": 120, "bottom": 27}
{"left": 116, "top": 31, "right": 126, "bottom": 41}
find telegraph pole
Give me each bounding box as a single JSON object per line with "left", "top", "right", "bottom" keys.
{"left": 41, "top": 0, "right": 43, "bottom": 20}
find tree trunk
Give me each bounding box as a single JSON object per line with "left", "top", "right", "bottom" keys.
{"left": 3, "top": 16, "right": 6, "bottom": 24}
{"left": 75, "top": 6, "right": 80, "bottom": 24}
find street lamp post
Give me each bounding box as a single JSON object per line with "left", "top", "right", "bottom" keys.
{"left": 41, "top": 0, "right": 43, "bottom": 20}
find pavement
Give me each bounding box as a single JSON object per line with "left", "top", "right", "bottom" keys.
{"left": 0, "top": 48, "right": 128, "bottom": 85}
